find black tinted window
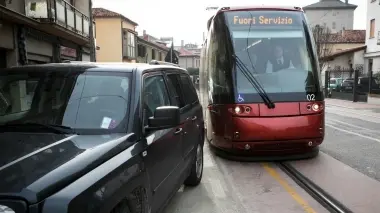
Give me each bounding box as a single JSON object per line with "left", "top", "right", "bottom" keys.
{"left": 167, "top": 74, "right": 185, "bottom": 108}
{"left": 180, "top": 74, "right": 198, "bottom": 104}
{"left": 143, "top": 75, "right": 170, "bottom": 125}
{"left": 0, "top": 70, "right": 131, "bottom": 133}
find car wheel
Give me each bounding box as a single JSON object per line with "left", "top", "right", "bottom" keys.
{"left": 184, "top": 142, "right": 204, "bottom": 186}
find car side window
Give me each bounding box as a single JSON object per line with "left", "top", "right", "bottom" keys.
{"left": 143, "top": 75, "right": 170, "bottom": 126}
{"left": 166, "top": 74, "right": 186, "bottom": 108}
{"left": 180, "top": 74, "right": 198, "bottom": 104}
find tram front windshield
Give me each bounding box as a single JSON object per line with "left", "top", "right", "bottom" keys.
{"left": 224, "top": 10, "right": 322, "bottom": 103}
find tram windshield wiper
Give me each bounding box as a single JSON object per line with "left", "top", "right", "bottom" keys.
{"left": 233, "top": 54, "right": 275, "bottom": 109}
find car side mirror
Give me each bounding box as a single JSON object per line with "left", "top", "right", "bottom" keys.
{"left": 147, "top": 106, "right": 180, "bottom": 130}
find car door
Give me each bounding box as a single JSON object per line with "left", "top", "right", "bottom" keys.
{"left": 141, "top": 72, "right": 184, "bottom": 213}
{"left": 164, "top": 72, "right": 195, "bottom": 164}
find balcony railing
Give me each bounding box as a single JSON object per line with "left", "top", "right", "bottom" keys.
{"left": 25, "top": 0, "right": 90, "bottom": 38}
{"left": 377, "top": 31, "right": 380, "bottom": 45}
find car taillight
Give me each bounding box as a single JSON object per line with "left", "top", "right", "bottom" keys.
{"left": 306, "top": 102, "right": 323, "bottom": 112}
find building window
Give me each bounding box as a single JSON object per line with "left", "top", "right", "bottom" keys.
{"left": 370, "top": 19, "right": 375, "bottom": 38}
{"left": 332, "top": 22, "right": 336, "bottom": 29}
{"left": 152, "top": 49, "right": 156, "bottom": 59}
{"left": 127, "top": 32, "right": 136, "bottom": 58}
{"left": 138, "top": 44, "right": 146, "bottom": 58}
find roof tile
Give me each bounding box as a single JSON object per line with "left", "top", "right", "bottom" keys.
{"left": 92, "top": 8, "right": 138, "bottom": 26}
{"left": 327, "top": 30, "right": 366, "bottom": 43}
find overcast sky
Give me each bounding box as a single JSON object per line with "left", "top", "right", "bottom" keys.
{"left": 93, "top": 0, "right": 366, "bottom": 46}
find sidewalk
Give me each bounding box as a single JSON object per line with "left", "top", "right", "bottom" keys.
{"left": 325, "top": 98, "right": 380, "bottom": 109}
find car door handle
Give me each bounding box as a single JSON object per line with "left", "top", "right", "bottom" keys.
{"left": 174, "top": 128, "right": 183, "bottom": 135}
{"left": 191, "top": 116, "right": 197, "bottom": 121}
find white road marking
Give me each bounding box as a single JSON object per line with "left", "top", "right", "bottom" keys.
{"left": 326, "top": 124, "right": 380, "bottom": 143}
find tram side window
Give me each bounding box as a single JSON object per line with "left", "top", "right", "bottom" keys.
{"left": 166, "top": 74, "right": 186, "bottom": 108}
{"left": 208, "top": 18, "right": 231, "bottom": 103}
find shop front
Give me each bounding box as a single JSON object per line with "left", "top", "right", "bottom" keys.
{"left": 0, "top": 21, "right": 15, "bottom": 68}
{"left": 26, "top": 36, "right": 53, "bottom": 64}
{"left": 60, "top": 46, "right": 77, "bottom": 62}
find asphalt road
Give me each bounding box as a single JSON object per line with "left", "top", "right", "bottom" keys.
{"left": 323, "top": 103, "right": 380, "bottom": 181}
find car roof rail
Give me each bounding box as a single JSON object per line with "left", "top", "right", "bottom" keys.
{"left": 149, "top": 60, "right": 180, "bottom": 67}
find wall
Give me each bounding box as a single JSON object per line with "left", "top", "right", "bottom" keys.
{"left": 4, "top": 0, "right": 25, "bottom": 14}
{"left": 325, "top": 50, "right": 364, "bottom": 70}
{"left": 73, "top": 0, "right": 90, "bottom": 17}
{"left": 364, "top": 0, "right": 380, "bottom": 75}
{"left": 305, "top": 9, "right": 354, "bottom": 33}
{"left": 179, "top": 56, "right": 200, "bottom": 69}
{"left": 26, "top": 37, "right": 53, "bottom": 62}
{"left": 136, "top": 41, "right": 168, "bottom": 63}
{"left": 365, "top": 0, "right": 380, "bottom": 54}
{"left": 95, "top": 18, "right": 122, "bottom": 62}
{"left": 122, "top": 21, "right": 136, "bottom": 31}
{"left": 331, "top": 43, "right": 365, "bottom": 53}
{"left": 0, "top": 22, "right": 15, "bottom": 49}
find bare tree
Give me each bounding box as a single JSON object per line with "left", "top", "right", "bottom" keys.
{"left": 312, "top": 25, "right": 333, "bottom": 72}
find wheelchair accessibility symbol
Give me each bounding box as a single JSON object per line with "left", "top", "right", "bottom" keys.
{"left": 237, "top": 94, "right": 244, "bottom": 102}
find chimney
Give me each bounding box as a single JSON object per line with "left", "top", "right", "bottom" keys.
{"left": 342, "top": 29, "right": 345, "bottom": 37}
{"left": 181, "top": 40, "right": 184, "bottom": 47}
{"left": 345, "top": 0, "right": 348, "bottom": 4}
{"left": 143, "top": 30, "right": 146, "bottom": 36}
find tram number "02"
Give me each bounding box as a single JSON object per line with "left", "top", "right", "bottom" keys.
{"left": 306, "top": 94, "right": 315, "bottom": 101}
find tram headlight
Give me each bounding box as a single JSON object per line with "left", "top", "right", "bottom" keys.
{"left": 234, "top": 106, "right": 242, "bottom": 114}
{"left": 312, "top": 103, "right": 319, "bottom": 111}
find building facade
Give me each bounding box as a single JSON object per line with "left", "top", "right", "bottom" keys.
{"left": 364, "top": 0, "right": 380, "bottom": 75}
{"left": 303, "top": 0, "right": 357, "bottom": 33}
{"left": 93, "top": 8, "right": 137, "bottom": 62}
{"left": 319, "top": 30, "right": 365, "bottom": 85}
{"left": 0, "top": 0, "right": 94, "bottom": 68}
{"left": 178, "top": 48, "right": 200, "bottom": 69}
{"left": 136, "top": 37, "right": 168, "bottom": 63}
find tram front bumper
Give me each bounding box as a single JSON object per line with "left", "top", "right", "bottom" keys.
{"left": 208, "top": 138, "right": 322, "bottom": 161}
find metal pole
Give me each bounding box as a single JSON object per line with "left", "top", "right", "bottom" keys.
{"left": 171, "top": 37, "right": 173, "bottom": 63}
{"left": 89, "top": 0, "right": 96, "bottom": 62}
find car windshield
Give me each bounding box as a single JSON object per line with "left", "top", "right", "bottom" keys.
{"left": 330, "top": 79, "right": 336, "bottom": 84}
{"left": 0, "top": 68, "right": 131, "bottom": 134}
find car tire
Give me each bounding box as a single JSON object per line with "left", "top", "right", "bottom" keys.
{"left": 110, "top": 200, "right": 131, "bottom": 213}
{"left": 184, "top": 142, "right": 204, "bottom": 187}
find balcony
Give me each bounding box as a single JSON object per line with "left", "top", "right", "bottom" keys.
{"left": 122, "top": 30, "right": 136, "bottom": 60}
{"left": 378, "top": 31, "right": 380, "bottom": 45}
{"left": 24, "top": 0, "right": 90, "bottom": 44}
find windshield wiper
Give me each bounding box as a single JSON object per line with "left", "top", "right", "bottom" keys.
{"left": 0, "top": 122, "right": 76, "bottom": 134}
{"left": 233, "top": 54, "right": 275, "bottom": 109}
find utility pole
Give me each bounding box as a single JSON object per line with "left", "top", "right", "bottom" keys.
{"left": 170, "top": 37, "right": 173, "bottom": 63}
{"left": 89, "top": 0, "right": 96, "bottom": 62}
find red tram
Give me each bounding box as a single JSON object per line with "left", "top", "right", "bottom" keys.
{"left": 199, "top": 6, "right": 325, "bottom": 160}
